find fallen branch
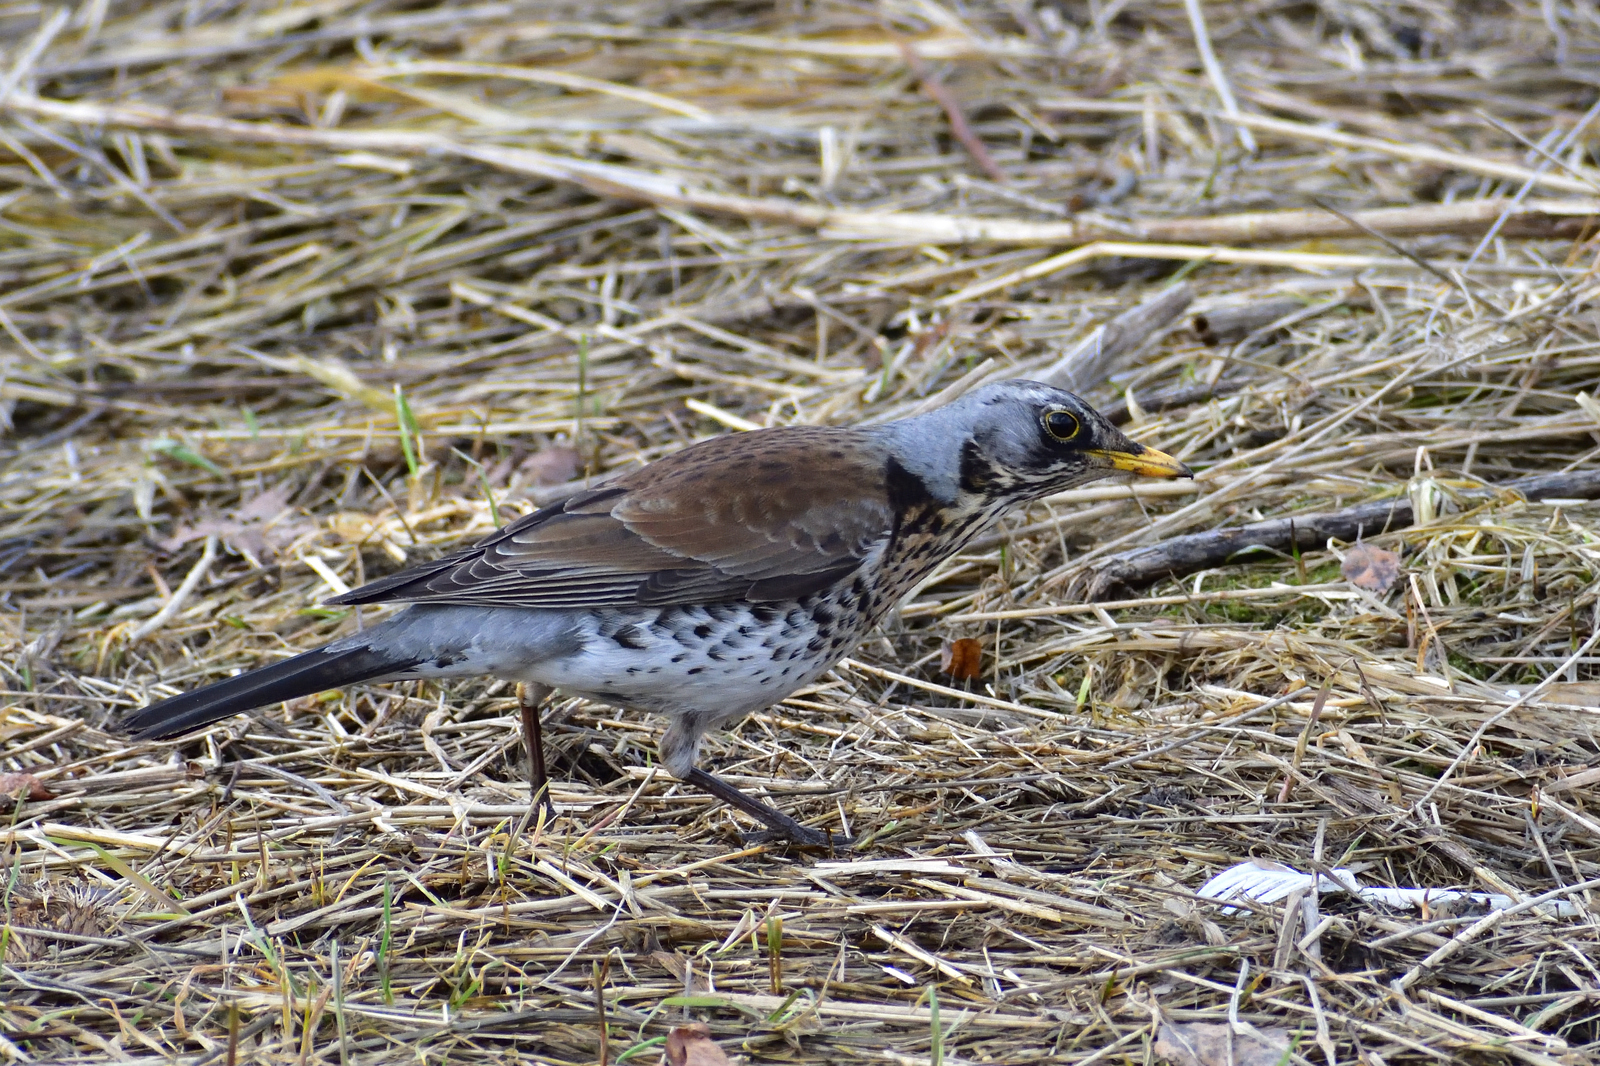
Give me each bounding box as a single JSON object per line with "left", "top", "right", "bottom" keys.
{"left": 1101, "top": 381, "right": 1229, "bottom": 426}
{"left": 41, "top": 23, "right": 1049, "bottom": 78}
{"left": 1192, "top": 298, "right": 1307, "bottom": 346}
{"left": 5, "top": 94, "right": 1597, "bottom": 249}
{"left": 1041, "top": 97, "right": 1600, "bottom": 198}
{"left": 1074, "top": 469, "right": 1600, "bottom": 600}
{"left": 1038, "top": 282, "right": 1195, "bottom": 392}
{"left": 910, "top": 283, "right": 1196, "bottom": 417}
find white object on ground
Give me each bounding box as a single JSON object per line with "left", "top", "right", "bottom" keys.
{"left": 1198, "top": 858, "right": 1580, "bottom": 917}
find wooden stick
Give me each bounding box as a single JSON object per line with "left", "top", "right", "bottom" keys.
{"left": 1037, "top": 283, "right": 1194, "bottom": 392}
{"left": 1075, "top": 469, "right": 1600, "bottom": 600}
{"left": 5, "top": 94, "right": 1596, "bottom": 250}
{"left": 40, "top": 21, "right": 1051, "bottom": 78}
{"left": 1100, "top": 381, "right": 1228, "bottom": 426}
{"left": 1040, "top": 97, "right": 1600, "bottom": 198}
{"left": 1193, "top": 299, "right": 1307, "bottom": 346}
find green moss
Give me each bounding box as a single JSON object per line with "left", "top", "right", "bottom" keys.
{"left": 1447, "top": 651, "right": 1494, "bottom": 681}
{"left": 1150, "top": 559, "right": 1347, "bottom": 625}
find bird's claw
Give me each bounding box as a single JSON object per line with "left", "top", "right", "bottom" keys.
{"left": 742, "top": 826, "right": 852, "bottom": 852}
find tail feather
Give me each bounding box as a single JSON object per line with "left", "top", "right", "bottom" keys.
{"left": 122, "top": 645, "right": 418, "bottom": 741}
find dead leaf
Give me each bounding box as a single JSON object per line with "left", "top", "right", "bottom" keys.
{"left": 161, "top": 485, "right": 310, "bottom": 562}
{"left": 0, "top": 772, "right": 54, "bottom": 802}
{"left": 1153, "top": 1020, "right": 1291, "bottom": 1066}
{"left": 662, "top": 1023, "right": 732, "bottom": 1066}
{"left": 940, "top": 637, "right": 982, "bottom": 681}
{"left": 519, "top": 445, "right": 581, "bottom": 487}
{"left": 4, "top": 881, "right": 115, "bottom": 962}
{"left": 1341, "top": 541, "right": 1401, "bottom": 594}
{"left": 235, "top": 485, "right": 294, "bottom": 522}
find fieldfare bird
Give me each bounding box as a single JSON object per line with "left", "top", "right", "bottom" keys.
{"left": 123, "top": 380, "right": 1191, "bottom": 845}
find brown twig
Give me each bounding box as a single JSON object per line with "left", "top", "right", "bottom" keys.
{"left": 1076, "top": 469, "right": 1600, "bottom": 599}
{"left": 895, "top": 40, "right": 1009, "bottom": 185}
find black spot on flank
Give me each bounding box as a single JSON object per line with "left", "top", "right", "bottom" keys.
{"left": 694, "top": 624, "right": 713, "bottom": 639}
{"left": 751, "top": 605, "right": 780, "bottom": 624}
{"left": 738, "top": 625, "right": 752, "bottom": 637}
{"left": 671, "top": 654, "right": 686, "bottom": 663}
{"left": 433, "top": 652, "right": 465, "bottom": 668}
{"left": 687, "top": 667, "right": 704, "bottom": 675}
{"left": 812, "top": 606, "right": 835, "bottom": 626}
{"left": 611, "top": 625, "right": 647, "bottom": 650}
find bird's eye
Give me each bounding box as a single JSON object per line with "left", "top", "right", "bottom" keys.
{"left": 1043, "top": 409, "right": 1081, "bottom": 442}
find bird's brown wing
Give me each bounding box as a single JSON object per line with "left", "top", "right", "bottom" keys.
{"left": 327, "top": 427, "right": 892, "bottom": 610}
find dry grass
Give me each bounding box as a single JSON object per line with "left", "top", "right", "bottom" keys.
{"left": 4, "top": 1, "right": 1600, "bottom": 1063}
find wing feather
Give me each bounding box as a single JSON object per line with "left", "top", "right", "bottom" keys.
{"left": 327, "top": 427, "right": 892, "bottom": 610}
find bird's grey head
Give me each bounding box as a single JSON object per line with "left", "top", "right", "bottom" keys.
{"left": 883, "top": 379, "right": 1192, "bottom": 505}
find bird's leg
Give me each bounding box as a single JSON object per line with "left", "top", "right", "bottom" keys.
{"left": 682, "top": 767, "right": 840, "bottom": 850}
{"left": 517, "top": 682, "right": 555, "bottom": 820}
{"left": 662, "top": 716, "right": 840, "bottom": 849}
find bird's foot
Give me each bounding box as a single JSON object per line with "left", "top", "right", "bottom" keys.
{"left": 742, "top": 825, "right": 851, "bottom": 852}
{"left": 529, "top": 785, "right": 557, "bottom": 826}
{"left": 684, "top": 766, "right": 848, "bottom": 853}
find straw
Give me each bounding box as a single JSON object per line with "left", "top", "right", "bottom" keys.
{"left": 3, "top": 2, "right": 1600, "bottom": 1062}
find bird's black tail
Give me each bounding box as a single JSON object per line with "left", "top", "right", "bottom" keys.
{"left": 121, "top": 644, "right": 419, "bottom": 741}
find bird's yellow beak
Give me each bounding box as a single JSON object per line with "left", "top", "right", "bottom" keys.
{"left": 1087, "top": 445, "right": 1193, "bottom": 479}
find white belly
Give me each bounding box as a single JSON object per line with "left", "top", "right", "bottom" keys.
{"left": 524, "top": 602, "right": 858, "bottom": 722}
